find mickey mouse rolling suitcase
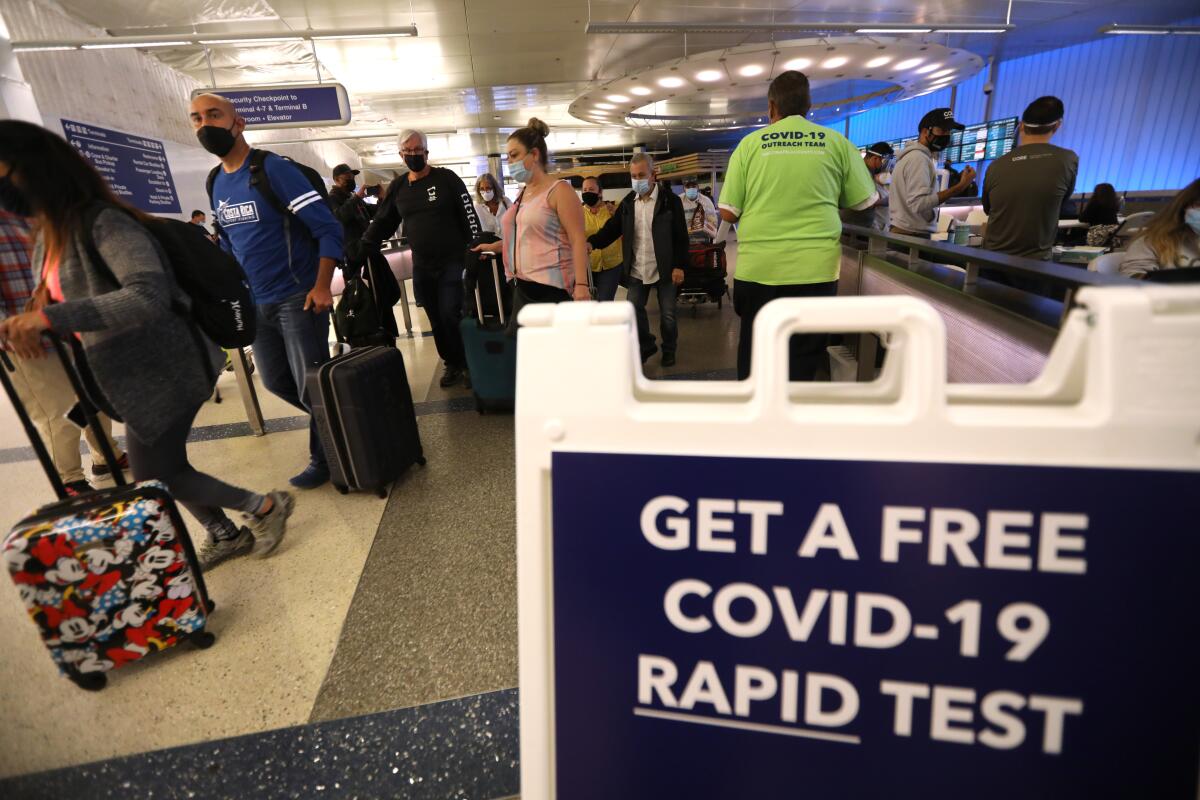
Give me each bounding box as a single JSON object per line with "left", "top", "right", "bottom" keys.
{"left": 460, "top": 253, "right": 517, "bottom": 413}
{"left": 0, "top": 340, "right": 215, "bottom": 692}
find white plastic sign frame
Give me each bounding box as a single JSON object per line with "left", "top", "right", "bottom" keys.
{"left": 515, "top": 289, "right": 1200, "bottom": 798}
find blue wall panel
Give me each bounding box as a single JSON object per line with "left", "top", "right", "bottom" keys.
{"left": 838, "top": 32, "right": 1200, "bottom": 191}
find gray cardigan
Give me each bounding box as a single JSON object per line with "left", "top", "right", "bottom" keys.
{"left": 38, "top": 207, "right": 223, "bottom": 445}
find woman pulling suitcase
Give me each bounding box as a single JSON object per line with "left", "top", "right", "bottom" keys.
{"left": 0, "top": 120, "right": 291, "bottom": 571}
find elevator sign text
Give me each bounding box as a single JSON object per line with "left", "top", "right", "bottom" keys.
{"left": 549, "top": 452, "right": 1199, "bottom": 799}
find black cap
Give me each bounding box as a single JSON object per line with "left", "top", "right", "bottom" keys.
{"left": 866, "top": 141, "right": 894, "bottom": 158}
{"left": 332, "top": 163, "right": 360, "bottom": 178}
{"left": 918, "top": 107, "right": 965, "bottom": 132}
{"left": 1022, "top": 96, "right": 1064, "bottom": 127}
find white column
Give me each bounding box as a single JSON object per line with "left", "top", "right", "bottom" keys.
{"left": 0, "top": 9, "right": 42, "bottom": 124}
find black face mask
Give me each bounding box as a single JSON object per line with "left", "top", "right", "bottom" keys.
{"left": 403, "top": 153, "right": 427, "bottom": 173}
{"left": 928, "top": 133, "right": 952, "bottom": 152}
{"left": 197, "top": 124, "right": 237, "bottom": 157}
{"left": 582, "top": 191, "right": 600, "bottom": 207}
{"left": 0, "top": 175, "right": 32, "bottom": 217}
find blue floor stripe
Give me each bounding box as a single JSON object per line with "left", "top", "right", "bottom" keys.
{"left": 0, "top": 688, "right": 519, "bottom": 800}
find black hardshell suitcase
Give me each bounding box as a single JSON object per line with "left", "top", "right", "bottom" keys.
{"left": 306, "top": 346, "right": 425, "bottom": 497}
{"left": 1, "top": 340, "right": 216, "bottom": 692}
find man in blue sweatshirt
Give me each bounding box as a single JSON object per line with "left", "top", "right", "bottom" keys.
{"left": 189, "top": 93, "right": 342, "bottom": 490}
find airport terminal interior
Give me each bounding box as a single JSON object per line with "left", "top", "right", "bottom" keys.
{"left": 0, "top": 1, "right": 1198, "bottom": 798}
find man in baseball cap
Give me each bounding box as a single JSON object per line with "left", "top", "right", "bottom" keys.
{"left": 889, "top": 108, "right": 977, "bottom": 237}
{"left": 841, "top": 142, "right": 895, "bottom": 231}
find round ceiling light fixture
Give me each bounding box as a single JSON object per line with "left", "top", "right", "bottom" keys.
{"left": 567, "top": 36, "right": 984, "bottom": 130}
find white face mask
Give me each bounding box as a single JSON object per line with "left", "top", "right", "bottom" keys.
{"left": 481, "top": 189, "right": 495, "bottom": 202}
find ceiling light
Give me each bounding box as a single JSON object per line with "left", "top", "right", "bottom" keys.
{"left": 1098, "top": 24, "right": 1200, "bottom": 35}
{"left": 738, "top": 64, "right": 764, "bottom": 77}
{"left": 199, "top": 37, "right": 304, "bottom": 45}
{"left": 11, "top": 43, "right": 79, "bottom": 52}
{"left": 630, "top": 86, "right": 653, "bottom": 96}
{"left": 606, "top": 94, "right": 630, "bottom": 102}
{"left": 696, "top": 69, "right": 723, "bottom": 81}
{"left": 915, "top": 63, "right": 943, "bottom": 74}
{"left": 821, "top": 56, "right": 849, "bottom": 69}
{"left": 310, "top": 30, "right": 418, "bottom": 40}
{"left": 595, "top": 103, "right": 616, "bottom": 109}
{"left": 929, "top": 68, "right": 955, "bottom": 78}
{"left": 783, "top": 57, "right": 812, "bottom": 70}
{"left": 866, "top": 56, "right": 892, "bottom": 68}
{"left": 658, "top": 76, "right": 686, "bottom": 88}
{"left": 856, "top": 27, "right": 930, "bottom": 34}
{"left": 934, "top": 28, "right": 1009, "bottom": 34}
{"left": 81, "top": 40, "right": 189, "bottom": 49}
{"left": 894, "top": 58, "right": 923, "bottom": 70}
{"left": 585, "top": 21, "right": 1013, "bottom": 34}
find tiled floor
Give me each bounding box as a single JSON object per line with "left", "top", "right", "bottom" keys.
{"left": 0, "top": 252, "right": 747, "bottom": 796}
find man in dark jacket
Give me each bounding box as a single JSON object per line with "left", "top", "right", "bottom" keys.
{"left": 588, "top": 153, "right": 689, "bottom": 366}
{"left": 359, "top": 131, "right": 482, "bottom": 387}
{"left": 330, "top": 164, "right": 399, "bottom": 338}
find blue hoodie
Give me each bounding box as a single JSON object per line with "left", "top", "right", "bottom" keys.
{"left": 212, "top": 153, "right": 343, "bottom": 304}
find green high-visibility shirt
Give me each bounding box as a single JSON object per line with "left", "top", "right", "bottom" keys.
{"left": 720, "top": 116, "right": 876, "bottom": 285}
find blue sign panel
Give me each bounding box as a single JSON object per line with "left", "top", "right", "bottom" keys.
{"left": 211, "top": 84, "right": 350, "bottom": 129}
{"left": 61, "top": 119, "right": 181, "bottom": 214}
{"left": 551, "top": 452, "right": 1200, "bottom": 799}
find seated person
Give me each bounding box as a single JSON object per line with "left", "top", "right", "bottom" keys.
{"left": 1079, "top": 183, "right": 1121, "bottom": 247}
{"left": 1120, "top": 179, "right": 1200, "bottom": 278}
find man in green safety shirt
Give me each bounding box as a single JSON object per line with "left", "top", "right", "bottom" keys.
{"left": 719, "top": 70, "right": 878, "bottom": 381}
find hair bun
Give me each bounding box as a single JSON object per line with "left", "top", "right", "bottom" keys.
{"left": 527, "top": 117, "right": 550, "bottom": 137}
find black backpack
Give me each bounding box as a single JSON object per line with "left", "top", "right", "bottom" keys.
{"left": 83, "top": 205, "right": 256, "bottom": 349}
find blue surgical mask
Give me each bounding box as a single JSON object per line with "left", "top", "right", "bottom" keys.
{"left": 1186, "top": 207, "right": 1200, "bottom": 236}
{"left": 508, "top": 159, "right": 532, "bottom": 184}
{"left": 685, "top": 188, "right": 698, "bottom": 200}
{"left": 633, "top": 179, "right": 651, "bottom": 196}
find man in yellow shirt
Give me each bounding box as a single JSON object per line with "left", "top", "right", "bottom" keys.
{"left": 580, "top": 176, "right": 623, "bottom": 300}
{"left": 719, "top": 70, "right": 877, "bottom": 380}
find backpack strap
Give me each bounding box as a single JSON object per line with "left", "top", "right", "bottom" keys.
{"left": 205, "top": 165, "right": 220, "bottom": 214}
{"left": 247, "top": 149, "right": 289, "bottom": 218}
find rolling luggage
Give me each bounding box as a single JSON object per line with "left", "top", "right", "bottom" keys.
{"left": 460, "top": 252, "right": 516, "bottom": 414}
{"left": 679, "top": 241, "right": 729, "bottom": 309}
{"left": 1, "top": 340, "right": 215, "bottom": 692}
{"left": 306, "top": 346, "right": 425, "bottom": 497}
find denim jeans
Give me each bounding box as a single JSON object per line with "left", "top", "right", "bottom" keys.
{"left": 625, "top": 274, "right": 678, "bottom": 356}
{"left": 592, "top": 265, "right": 622, "bottom": 302}
{"left": 253, "top": 290, "right": 331, "bottom": 468}
{"left": 412, "top": 263, "right": 466, "bottom": 368}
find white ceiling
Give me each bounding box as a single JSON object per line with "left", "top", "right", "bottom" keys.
{"left": 42, "top": 0, "right": 1199, "bottom": 167}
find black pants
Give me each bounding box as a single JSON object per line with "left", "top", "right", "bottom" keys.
{"left": 733, "top": 278, "right": 839, "bottom": 381}
{"left": 507, "top": 279, "right": 571, "bottom": 334}
{"left": 412, "top": 262, "right": 466, "bottom": 368}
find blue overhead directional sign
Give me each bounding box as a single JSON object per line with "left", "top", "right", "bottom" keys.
{"left": 205, "top": 83, "right": 352, "bottom": 129}
{"left": 61, "top": 119, "right": 181, "bottom": 214}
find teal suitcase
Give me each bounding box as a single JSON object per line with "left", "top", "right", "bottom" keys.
{"left": 461, "top": 254, "right": 516, "bottom": 413}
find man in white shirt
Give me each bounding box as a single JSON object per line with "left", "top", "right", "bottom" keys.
{"left": 588, "top": 153, "right": 690, "bottom": 365}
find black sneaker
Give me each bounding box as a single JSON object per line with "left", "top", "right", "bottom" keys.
{"left": 439, "top": 364, "right": 463, "bottom": 388}
{"left": 91, "top": 452, "right": 129, "bottom": 478}
{"left": 640, "top": 345, "right": 659, "bottom": 364}
{"left": 662, "top": 352, "right": 677, "bottom": 367}
{"left": 64, "top": 480, "right": 94, "bottom": 497}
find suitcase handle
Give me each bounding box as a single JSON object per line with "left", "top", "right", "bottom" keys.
{"left": 0, "top": 333, "right": 126, "bottom": 499}
{"left": 474, "top": 253, "right": 507, "bottom": 326}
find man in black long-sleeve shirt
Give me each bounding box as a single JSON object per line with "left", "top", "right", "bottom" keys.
{"left": 360, "top": 131, "right": 481, "bottom": 387}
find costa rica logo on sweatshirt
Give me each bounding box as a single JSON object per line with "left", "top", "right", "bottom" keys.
{"left": 216, "top": 198, "right": 260, "bottom": 227}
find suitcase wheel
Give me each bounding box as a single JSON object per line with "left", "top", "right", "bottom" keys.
{"left": 189, "top": 630, "right": 216, "bottom": 650}
{"left": 70, "top": 672, "right": 107, "bottom": 692}
{"left": 376, "top": 487, "right": 388, "bottom": 499}
{"left": 334, "top": 484, "right": 349, "bottom": 495}
{"left": 475, "top": 395, "right": 485, "bottom": 415}
{"left": 416, "top": 455, "right": 427, "bottom": 466}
